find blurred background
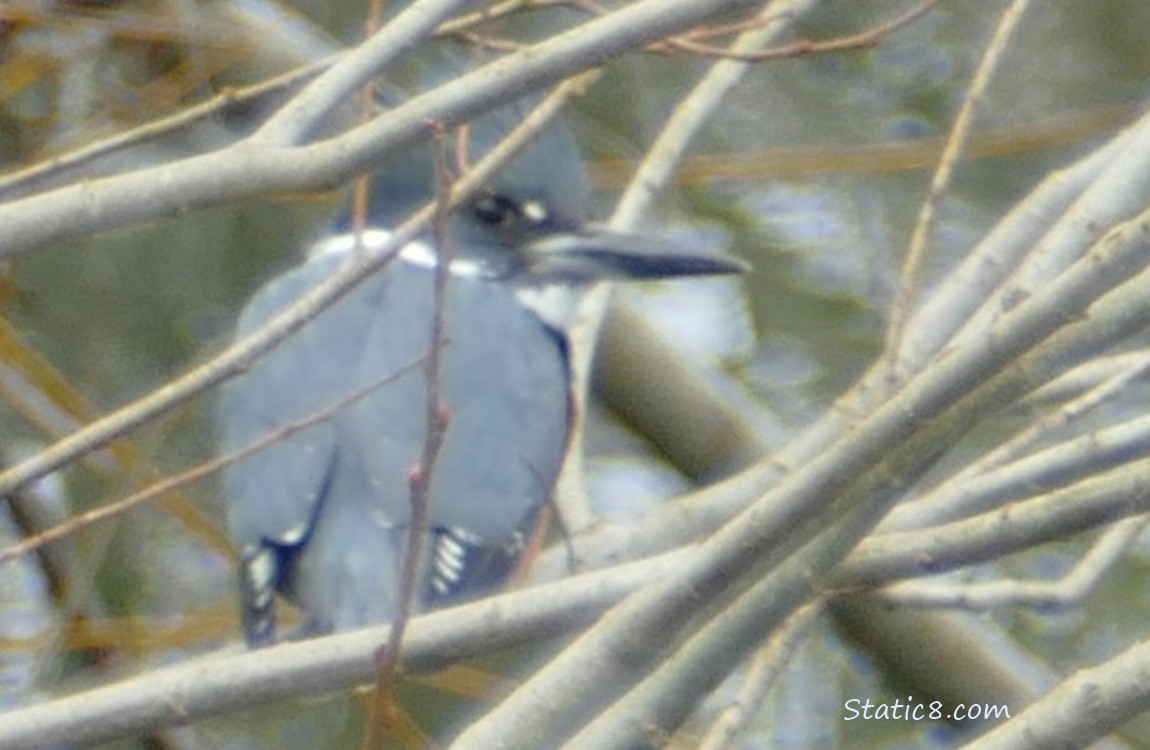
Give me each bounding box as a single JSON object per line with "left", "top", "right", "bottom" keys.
{"left": 1, "top": 1, "right": 1149, "bottom": 748}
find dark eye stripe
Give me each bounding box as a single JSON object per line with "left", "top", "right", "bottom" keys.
{"left": 472, "top": 195, "right": 519, "bottom": 225}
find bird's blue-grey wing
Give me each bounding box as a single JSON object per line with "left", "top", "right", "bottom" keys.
{"left": 283, "top": 262, "right": 431, "bottom": 630}
{"left": 431, "top": 275, "right": 571, "bottom": 597}
{"left": 220, "top": 250, "right": 382, "bottom": 640}
{"left": 433, "top": 275, "right": 570, "bottom": 536}
{"left": 342, "top": 264, "right": 571, "bottom": 605}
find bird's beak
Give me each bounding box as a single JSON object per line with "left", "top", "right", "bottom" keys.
{"left": 523, "top": 225, "right": 748, "bottom": 281}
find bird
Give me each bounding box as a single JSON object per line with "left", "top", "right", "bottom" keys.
{"left": 219, "top": 96, "right": 747, "bottom": 647}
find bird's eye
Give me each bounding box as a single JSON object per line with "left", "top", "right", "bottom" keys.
{"left": 471, "top": 195, "right": 519, "bottom": 226}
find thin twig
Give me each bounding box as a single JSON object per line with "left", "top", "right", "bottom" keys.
{"left": 0, "top": 322, "right": 230, "bottom": 557}
{"left": 0, "top": 57, "right": 335, "bottom": 200}
{"left": 0, "top": 3, "right": 242, "bottom": 45}
{"left": 834, "top": 457, "right": 1150, "bottom": 590}
{"left": 661, "top": 0, "right": 940, "bottom": 62}
{"left": 924, "top": 350, "right": 1150, "bottom": 505}
{"left": 884, "top": 0, "right": 1034, "bottom": 381}
{"left": 696, "top": 602, "right": 821, "bottom": 750}
{"left": 362, "top": 123, "right": 455, "bottom": 750}
{"left": 865, "top": 516, "right": 1149, "bottom": 611}
{"left": 0, "top": 356, "right": 428, "bottom": 567}
{"left": 357, "top": 1, "right": 424, "bottom": 743}
{"left": 253, "top": 0, "right": 474, "bottom": 146}
{"left": 435, "top": 0, "right": 588, "bottom": 36}
{"left": 612, "top": 0, "right": 815, "bottom": 229}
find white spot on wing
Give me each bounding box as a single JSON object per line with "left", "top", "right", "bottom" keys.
{"left": 431, "top": 527, "right": 484, "bottom": 596}
{"left": 278, "top": 522, "right": 308, "bottom": 546}
{"left": 243, "top": 546, "right": 277, "bottom": 609}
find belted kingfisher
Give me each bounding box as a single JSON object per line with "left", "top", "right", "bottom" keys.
{"left": 220, "top": 99, "right": 746, "bottom": 647}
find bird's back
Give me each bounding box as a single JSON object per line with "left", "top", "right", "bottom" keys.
{"left": 222, "top": 237, "right": 571, "bottom": 637}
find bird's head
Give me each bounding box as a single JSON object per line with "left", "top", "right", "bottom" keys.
{"left": 338, "top": 99, "right": 746, "bottom": 284}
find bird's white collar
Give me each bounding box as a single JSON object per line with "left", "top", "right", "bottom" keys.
{"left": 308, "top": 229, "right": 491, "bottom": 279}
{"left": 308, "top": 228, "right": 591, "bottom": 332}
